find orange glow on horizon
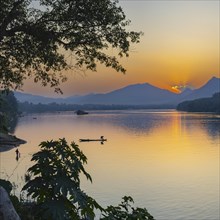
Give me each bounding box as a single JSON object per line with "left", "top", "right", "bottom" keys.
{"left": 21, "top": 0, "right": 219, "bottom": 97}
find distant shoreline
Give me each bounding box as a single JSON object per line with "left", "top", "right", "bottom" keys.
{"left": 18, "top": 102, "right": 176, "bottom": 113}
{"left": 176, "top": 93, "right": 220, "bottom": 113}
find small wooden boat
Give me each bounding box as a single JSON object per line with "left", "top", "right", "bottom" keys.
{"left": 79, "top": 139, "right": 107, "bottom": 142}
{"left": 75, "top": 110, "right": 88, "bottom": 115}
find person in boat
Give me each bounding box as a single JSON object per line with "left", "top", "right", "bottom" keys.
{"left": 75, "top": 110, "right": 88, "bottom": 115}
{"left": 100, "top": 136, "right": 104, "bottom": 140}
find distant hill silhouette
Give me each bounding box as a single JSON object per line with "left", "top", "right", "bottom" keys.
{"left": 69, "top": 83, "right": 177, "bottom": 105}
{"left": 15, "top": 77, "right": 220, "bottom": 106}
{"left": 176, "top": 77, "right": 220, "bottom": 102}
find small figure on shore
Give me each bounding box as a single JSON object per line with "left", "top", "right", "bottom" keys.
{"left": 15, "top": 148, "right": 20, "bottom": 161}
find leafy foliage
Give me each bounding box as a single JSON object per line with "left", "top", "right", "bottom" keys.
{"left": 0, "top": 0, "right": 142, "bottom": 92}
{"left": 22, "top": 138, "right": 103, "bottom": 220}
{"left": 21, "top": 139, "right": 155, "bottom": 220}
{"left": 0, "top": 91, "right": 18, "bottom": 133}
{"left": 101, "top": 196, "right": 155, "bottom": 220}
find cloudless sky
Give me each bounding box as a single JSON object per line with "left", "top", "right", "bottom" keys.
{"left": 23, "top": 0, "right": 220, "bottom": 97}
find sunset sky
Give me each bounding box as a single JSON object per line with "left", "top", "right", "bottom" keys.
{"left": 23, "top": 0, "right": 219, "bottom": 97}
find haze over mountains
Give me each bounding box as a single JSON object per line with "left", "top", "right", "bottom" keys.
{"left": 15, "top": 77, "right": 220, "bottom": 106}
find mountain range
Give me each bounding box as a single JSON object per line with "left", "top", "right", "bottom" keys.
{"left": 14, "top": 77, "right": 220, "bottom": 106}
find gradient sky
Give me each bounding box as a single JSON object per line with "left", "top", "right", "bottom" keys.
{"left": 23, "top": 0, "right": 220, "bottom": 97}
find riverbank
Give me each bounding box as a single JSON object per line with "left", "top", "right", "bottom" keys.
{"left": 0, "top": 133, "right": 26, "bottom": 152}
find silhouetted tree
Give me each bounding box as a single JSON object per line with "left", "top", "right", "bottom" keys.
{"left": 0, "top": 91, "right": 18, "bottom": 132}
{"left": 0, "top": 0, "right": 142, "bottom": 93}
{"left": 22, "top": 139, "right": 154, "bottom": 219}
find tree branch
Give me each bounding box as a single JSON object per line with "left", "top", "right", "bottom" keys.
{"left": 0, "top": 0, "right": 25, "bottom": 42}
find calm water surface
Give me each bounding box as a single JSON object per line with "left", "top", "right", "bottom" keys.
{"left": 0, "top": 110, "right": 219, "bottom": 220}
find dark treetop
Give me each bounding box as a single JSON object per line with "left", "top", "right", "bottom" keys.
{"left": 0, "top": 0, "right": 142, "bottom": 93}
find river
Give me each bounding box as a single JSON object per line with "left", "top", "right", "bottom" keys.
{"left": 0, "top": 110, "right": 219, "bottom": 219}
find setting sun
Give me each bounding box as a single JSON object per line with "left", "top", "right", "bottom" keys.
{"left": 0, "top": 1, "right": 219, "bottom": 220}
{"left": 19, "top": 0, "right": 219, "bottom": 97}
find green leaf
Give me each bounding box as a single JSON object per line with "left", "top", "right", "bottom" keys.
{"left": 22, "top": 138, "right": 102, "bottom": 219}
